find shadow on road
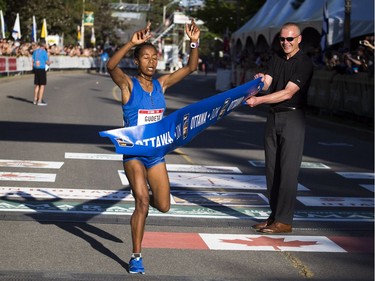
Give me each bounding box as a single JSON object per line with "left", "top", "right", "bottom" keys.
{"left": 0, "top": 190, "right": 129, "bottom": 272}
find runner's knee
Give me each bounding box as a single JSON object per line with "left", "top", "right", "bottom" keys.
{"left": 134, "top": 195, "right": 150, "bottom": 213}
{"left": 155, "top": 201, "right": 170, "bottom": 213}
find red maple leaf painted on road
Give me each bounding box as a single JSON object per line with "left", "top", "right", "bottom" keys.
{"left": 221, "top": 236, "right": 318, "bottom": 250}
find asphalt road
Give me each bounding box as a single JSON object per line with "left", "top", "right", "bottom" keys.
{"left": 0, "top": 70, "right": 373, "bottom": 281}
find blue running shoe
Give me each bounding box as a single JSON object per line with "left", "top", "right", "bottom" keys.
{"left": 129, "top": 257, "right": 145, "bottom": 274}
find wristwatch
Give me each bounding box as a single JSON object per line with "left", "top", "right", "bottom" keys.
{"left": 190, "top": 41, "right": 199, "bottom": 49}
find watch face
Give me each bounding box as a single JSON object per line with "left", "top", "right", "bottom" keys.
{"left": 190, "top": 42, "right": 197, "bottom": 49}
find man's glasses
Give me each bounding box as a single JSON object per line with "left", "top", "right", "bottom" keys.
{"left": 279, "top": 35, "right": 300, "bottom": 42}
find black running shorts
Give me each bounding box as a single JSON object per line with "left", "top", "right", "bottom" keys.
{"left": 34, "top": 68, "right": 47, "bottom": 85}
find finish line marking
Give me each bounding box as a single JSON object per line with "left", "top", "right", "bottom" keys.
{"left": 0, "top": 187, "right": 266, "bottom": 207}
{"left": 65, "top": 153, "right": 243, "bottom": 174}
{"left": 0, "top": 200, "right": 373, "bottom": 221}
{"left": 118, "top": 171, "right": 309, "bottom": 191}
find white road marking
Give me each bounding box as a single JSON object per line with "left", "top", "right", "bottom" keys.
{"left": 0, "top": 186, "right": 133, "bottom": 201}
{"left": 249, "top": 160, "right": 330, "bottom": 169}
{"left": 0, "top": 159, "right": 63, "bottom": 169}
{"left": 118, "top": 171, "right": 309, "bottom": 191}
{"left": 297, "top": 196, "right": 374, "bottom": 207}
{"left": 336, "top": 172, "right": 374, "bottom": 179}
{"left": 0, "top": 172, "right": 56, "bottom": 182}
{"left": 65, "top": 152, "right": 122, "bottom": 161}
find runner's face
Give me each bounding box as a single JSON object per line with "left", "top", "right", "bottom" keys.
{"left": 279, "top": 26, "right": 301, "bottom": 57}
{"left": 137, "top": 46, "right": 158, "bottom": 76}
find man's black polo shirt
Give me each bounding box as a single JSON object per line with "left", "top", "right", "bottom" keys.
{"left": 266, "top": 50, "right": 313, "bottom": 108}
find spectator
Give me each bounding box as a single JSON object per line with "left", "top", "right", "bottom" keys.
{"left": 99, "top": 49, "right": 109, "bottom": 74}
{"left": 32, "top": 41, "right": 50, "bottom": 106}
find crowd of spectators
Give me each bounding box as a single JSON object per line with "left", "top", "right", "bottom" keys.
{"left": 0, "top": 38, "right": 101, "bottom": 58}
{"left": 2, "top": 35, "right": 374, "bottom": 79}
{"left": 234, "top": 35, "right": 375, "bottom": 78}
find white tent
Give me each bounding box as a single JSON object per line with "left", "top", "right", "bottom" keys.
{"left": 232, "top": 0, "right": 374, "bottom": 49}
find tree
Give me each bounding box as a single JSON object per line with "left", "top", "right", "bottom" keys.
{"left": 3, "top": 0, "right": 121, "bottom": 47}
{"left": 191, "top": 0, "right": 265, "bottom": 35}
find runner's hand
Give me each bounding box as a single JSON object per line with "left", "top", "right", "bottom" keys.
{"left": 131, "top": 22, "right": 152, "bottom": 45}
{"left": 185, "top": 19, "right": 200, "bottom": 42}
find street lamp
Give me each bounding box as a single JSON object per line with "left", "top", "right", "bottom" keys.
{"left": 163, "top": 0, "right": 180, "bottom": 26}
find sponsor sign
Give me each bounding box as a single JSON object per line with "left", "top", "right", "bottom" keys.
{"left": 8, "top": 57, "right": 17, "bottom": 71}
{"left": 0, "top": 57, "right": 6, "bottom": 72}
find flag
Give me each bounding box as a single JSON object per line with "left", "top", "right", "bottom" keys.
{"left": 41, "top": 18, "right": 47, "bottom": 38}
{"left": 31, "top": 15, "right": 37, "bottom": 42}
{"left": 320, "top": 0, "right": 329, "bottom": 52}
{"left": 83, "top": 11, "right": 94, "bottom": 26}
{"left": 77, "top": 25, "right": 81, "bottom": 41}
{"left": 99, "top": 78, "right": 263, "bottom": 157}
{"left": 90, "top": 27, "right": 96, "bottom": 45}
{"left": 0, "top": 10, "right": 5, "bottom": 39}
{"left": 80, "top": 21, "right": 84, "bottom": 47}
{"left": 12, "top": 13, "right": 21, "bottom": 40}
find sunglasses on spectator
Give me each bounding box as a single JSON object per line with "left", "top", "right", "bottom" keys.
{"left": 279, "top": 35, "right": 300, "bottom": 42}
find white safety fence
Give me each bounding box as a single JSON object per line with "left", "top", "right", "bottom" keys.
{"left": 0, "top": 56, "right": 138, "bottom": 74}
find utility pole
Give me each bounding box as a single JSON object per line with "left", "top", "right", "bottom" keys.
{"left": 163, "top": 0, "right": 179, "bottom": 26}
{"left": 81, "top": 0, "right": 85, "bottom": 48}
{"left": 343, "top": 0, "right": 351, "bottom": 50}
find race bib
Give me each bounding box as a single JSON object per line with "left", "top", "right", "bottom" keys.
{"left": 137, "top": 109, "right": 164, "bottom": 125}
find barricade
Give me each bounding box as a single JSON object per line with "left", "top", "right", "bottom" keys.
{"left": 0, "top": 56, "right": 138, "bottom": 74}
{"left": 308, "top": 70, "right": 374, "bottom": 119}
{"left": 225, "top": 68, "right": 374, "bottom": 120}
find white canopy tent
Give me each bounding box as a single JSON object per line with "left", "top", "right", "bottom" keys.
{"left": 231, "top": 0, "right": 374, "bottom": 50}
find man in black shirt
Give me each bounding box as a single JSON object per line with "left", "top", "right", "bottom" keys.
{"left": 246, "top": 22, "right": 313, "bottom": 233}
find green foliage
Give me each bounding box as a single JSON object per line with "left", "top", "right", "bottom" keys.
{"left": 2, "top": 0, "right": 121, "bottom": 47}
{"left": 191, "top": 0, "right": 265, "bottom": 35}
{"left": 0, "top": 0, "right": 6, "bottom": 12}
{"left": 1, "top": 0, "right": 265, "bottom": 49}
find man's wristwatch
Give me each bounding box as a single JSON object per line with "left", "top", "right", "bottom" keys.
{"left": 190, "top": 41, "right": 199, "bottom": 49}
